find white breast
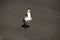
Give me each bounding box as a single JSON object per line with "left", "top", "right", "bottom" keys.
{"left": 27, "top": 13, "right": 31, "bottom": 18}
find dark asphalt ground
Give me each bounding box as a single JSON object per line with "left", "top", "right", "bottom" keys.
{"left": 0, "top": 0, "right": 60, "bottom": 40}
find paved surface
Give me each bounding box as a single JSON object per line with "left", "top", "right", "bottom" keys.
{"left": 0, "top": 0, "right": 60, "bottom": 40}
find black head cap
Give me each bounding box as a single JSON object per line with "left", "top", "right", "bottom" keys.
{"left": 28, "top": 8, "right": 30, "bottom": 9}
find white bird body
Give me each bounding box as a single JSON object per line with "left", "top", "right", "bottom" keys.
{"left": 24, "top": 9, "right": 32, "bottom": 23}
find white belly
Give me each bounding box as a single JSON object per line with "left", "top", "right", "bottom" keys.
{"left": 24, "top": 17, "right": 32, "bottom": 22}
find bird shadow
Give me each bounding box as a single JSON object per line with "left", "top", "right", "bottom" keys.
{"left": 22, "top": 24, "right": 30, "bottom": 29}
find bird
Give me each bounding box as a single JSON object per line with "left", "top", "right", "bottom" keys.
{"left": 24, "top": 8, "right": 32, "bottom": 24}
{"left": 23, "top": 8, "right": 32, "bottom": 27}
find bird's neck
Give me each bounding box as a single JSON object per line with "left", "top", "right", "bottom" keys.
{"left": 27, "top": 12, "right": 31, "bottom": 18}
